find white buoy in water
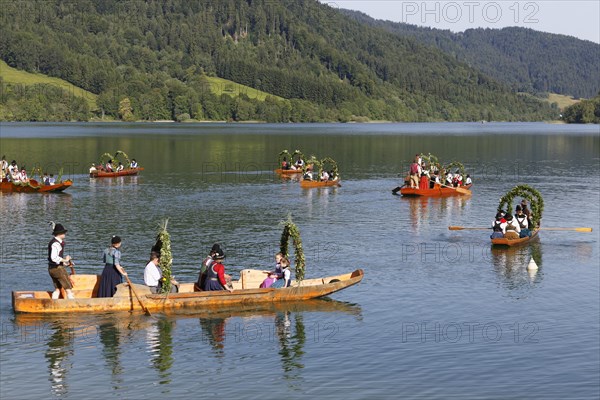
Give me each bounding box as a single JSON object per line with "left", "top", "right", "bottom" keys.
{"left": 527, "top": 258, "right": 538, "bottom": 270}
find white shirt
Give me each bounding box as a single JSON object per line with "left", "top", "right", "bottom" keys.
{"left": 48, "top": 177, "right": 56, "bottom": 185}
{"left": 321, "top": 171, "right": 329, "bottom": 181}
{"left": 8, "top": 165, "right": 18, "bottom": 175}
{"left": 116, "top": 165, "right": 124, "bottom": 172}
{"left": 466, "top": 177, "right": 472, "bottom": 185}
{"left": 50, "top": 237, "right": 65, "bottom": 264}
{"left": 130, "top": 161, "right": 138, "bottom": 168}
{"left": 144, "top": 261, "right": 162, "bottom": 286}
{"left": 516, "top": 214, "right": 529, "bottom": 229}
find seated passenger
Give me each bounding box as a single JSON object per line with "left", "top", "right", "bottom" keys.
{"left": 281, "top": 157, "right": 290, "bottom": 170}
{"left": 515, "top": 205, "right": 531, "bottom": 237}
{"left": 203, "top": 249, "right": 233, "bottom": 292}
{"left": 465, "top": 174, "right": 472, "bottom": 185}
{"left": 294, "top": 157, "right": 304, "bottom": 170}
{"left": 89, "top": 163, "right": 97, "bottom": 174}
{"left": 303, "top": 170, "right": 313, "bottom": 181}
{"left": 503, "top": 213, "right": 521, "bottom": 239}
{"left": 116, "top": 162, "right": 124, "bottom": 172}
{"left": 321, "top": 170, "right": 330, "bottom": 182}
{"left": 260, "top": 252, "right": 284, "bottom": 288}
{"left": 105, "top": 160, "right": 113, "bottom": 172}
{"left": 43, "top": 173, "right": 50, "bottom": 185}
{"left": 195, "top": 243, "right": 221, "bottom": 291}
{"left": 490, "top": 212, "right": 506, "bottom": 239}
{"left": 130, "top": 159, "right": 138, "bottom": 168}
{"left": 48, "top": 174, "right": 56, "bottom": 185}
{"left": 270, "top": 257, "right": 292, "bottom": 288}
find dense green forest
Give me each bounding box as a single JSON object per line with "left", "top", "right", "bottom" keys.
{"left": 0, "top": 0, "right": 558, "bottom": 122}
{"left": 562, "top": 94, "right": 600, "bottom": 123}
{"left": 343, "top": 10, "right": 600, "bottom": 99}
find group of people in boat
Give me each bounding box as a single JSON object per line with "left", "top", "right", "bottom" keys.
{"left": 46, "top": 223, "right": 293, "bottom": 299}
{"left": 1, "top": 156, "right": 58, "bottom": 185}
{"left": 407, "top": 154, "right": 471, "bottom": 190}
{"left": 281, "top": 156, "right": 304, "bottom": 171}
{"left": 89, "top": 158, "right": 138, "bottom": 173}
{"left": 280, "top": 156, "right": 339, "bottom": 182}
{"left": 490, "top": 199, "right": 535, "bottom": 239}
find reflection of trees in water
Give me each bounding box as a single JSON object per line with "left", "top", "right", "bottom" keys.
{"left": 199, "top": 318, "right": 226, "bottom": 358}
{"left": 45, "top": 323, "right": 74, "bottom": 397}
{"left": 98, "top": 321, "right": 123, "bottom": 389}
{"left": 491, "top": 243, "right": 544, "bottom": 294}
{"left": 276, "top": 311, "right": 305, "bottom": 380}
{"left": 147, "top": 318, "right": 175, "bottom": 385}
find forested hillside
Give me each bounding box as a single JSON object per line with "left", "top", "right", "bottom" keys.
{"left": 562, "top": 93, "right": 600, "bottom": 123}
{"left": 0, "top": 0, "right": 557, "bottom": 122}
{"left": 343, "top": 10, "right": 600, "bottom": 99}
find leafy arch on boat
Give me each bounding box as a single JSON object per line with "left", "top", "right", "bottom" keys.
{"left": 319, "top": 157, "right": 339, "bottom": 180}
{"left": 280, "top": 216, "right": 306, "bottom": 282}
{"left": 497, "top": 185, "right": 544, "bottom": 227}
{"left": 420, "top": 153, "right": 441, "bottom": 170}
{"left": 443, "top": 161, "right": 466, "bottom": 179}
{"left": 302, "top": 155, "right": 322, "bottom": 175}
{"left": 99, "top": 150, "right": 131, "bottom": 167}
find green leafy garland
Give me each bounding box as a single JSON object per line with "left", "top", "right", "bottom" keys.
{"left": 99, "top": 150, "right": 131, "bottom": 166}
{"left": 420, "top": 153, "right": 441, "bottom": 170}
{"left": 290, "top": 150, "right": 304, "bottom": 162}
{"left": 497, "top": 185, "right": 544, "bottom": 227}
{"left": 279, "top": 215, "right": 306, "bottom": 282}
{"left": 301, "top": 155, "right": 322, "bottom": 175}
{"left": 153, "top": 219, "right": 173, "bottom": 294}
{"left": 442, "top": 161, "right": 466, "bottom": 179}
{"left": 319, "top": 157, "right": 340, "bottom": 180}
{"left": 278, "top": 150, "right": 291, "bottom": 166}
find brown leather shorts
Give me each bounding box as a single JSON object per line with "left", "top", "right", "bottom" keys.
{"left": 48, "top": 266, "right": 72, "bottom": 290}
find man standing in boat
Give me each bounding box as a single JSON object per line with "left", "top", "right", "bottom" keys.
{"left": 48, "top": 223, "right": 76, "bottom": 299}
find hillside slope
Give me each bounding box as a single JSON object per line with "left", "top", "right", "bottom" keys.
{"left": 0, "top": 0, "right": 557, "bottom": 122}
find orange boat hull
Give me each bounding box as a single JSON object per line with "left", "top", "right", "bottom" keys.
{"left": 300, "top": 179, "right": 341, "bottom": 188}
{"left": 0, "top": 179, "right": 72, "bottom": 193}
{"left": 275, "top": 168, "right": 302, "bottom": 175}
{"left": 491, "top": 229, "right": 540, "bottom": 247}
{"left": 90, "top": 167, "right": 144, "bottom": 178}
{"left": 400, "top": 184, "right": 472, "bottom": 197}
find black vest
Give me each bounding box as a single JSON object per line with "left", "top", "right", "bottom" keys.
{"left": 493, "top": 221, "right": 503, "bottom": 232}
{"left": 48, "top": 237, "right": 64, "bottom": 267}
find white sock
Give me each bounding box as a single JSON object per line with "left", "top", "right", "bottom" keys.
{"left": 51, "top": 290, "right": 60, "bottom": 299}
{"left": 66, "top": 290, "right": 75, "bottom": 300}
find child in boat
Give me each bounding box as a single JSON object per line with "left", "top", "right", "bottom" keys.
{"left": 203, "top": 249, "right": 233, "bottom": 292}
{"left": 130, "top": 159, "right": 138, "bottom": 168}
{"left": 270, "top": 257, "right": 292, "bottom": 288}
{"left": 515, "top": 205, "right": 531, "bottom": 237}
{"left": 260, "top": 252, "right": 284, "bottom": 288}
{"left": 47, "top": 223, "right": 75, "bottom": 299}
{"left": 195, "top": 243, "right": 221, "bottom": 291}
{"left": 490, "top": 212, "right": 506, "bottom": 239}
{"left": 98, "top": 236, "right": 128, "bottom": 298}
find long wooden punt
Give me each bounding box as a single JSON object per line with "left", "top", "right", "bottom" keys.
{"left": 400, "top": 183, "right": 472, "bottom": 197}
{"left": 491, "top": 229, "right": 540, "bottom": 247}
{"left": 0, "top": 179, "right": 72, "bottom": 193}
{"left": 300, "top": 179, "right": 341, "bottom": 188}
{"left": 12, "top": 269, "right": 364, "bottom": 314}
{"left": 90, "top": 167, "right": 144, "bottom": 178}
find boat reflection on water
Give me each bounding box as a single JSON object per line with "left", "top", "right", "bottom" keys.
{"left": 12, "top": 298, "right": 361, "bottom": 393}
{"left": 490, "top": 242, "right": 544, "bottom": 294}
{"left": 44, "top": 321, "right": 74, "bottom": 397}
{"left": 407, "top": 196, "right": 470, "bottom": 234}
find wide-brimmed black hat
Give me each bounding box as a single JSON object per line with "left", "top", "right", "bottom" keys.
{"left": 210, "top": 243, "right": 222, "bottom": 253}
{"left": 516, "top": 205, "right": 522, "bottom": 211}
{"left": 52, "top": 223, "right": 68, "bottom": 235}
{"left": 506, "top": 214, "right": 514, "bottom": 221}
{"left": 213, "top": 249, "right": 226, "bottom": 260}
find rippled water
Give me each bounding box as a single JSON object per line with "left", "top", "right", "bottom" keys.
{"left": 1, "top": 122, "right": 599, "bottom": 399}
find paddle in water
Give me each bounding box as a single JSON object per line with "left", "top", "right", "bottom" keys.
{"left": 125, "top": 275, "right": 152, "bottom": 316}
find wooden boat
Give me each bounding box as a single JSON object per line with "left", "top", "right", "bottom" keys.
{"left": 12, "top": 269, "right": 364, "bottom": 314}
{"left": 90, "top": 167, "right": 144, "bottom": 178}
{"left": 491, "top": 228, "right": 540, "bottom": 247}
{"left": 0, "top": 179, "right": 72, "bottom": 193}
{"left": 400, "top": 183, "right": 472, "bottom": 197}
{"left": 275, "top": 168, "right": 303, "bottom": 175}
{"left": 300, "top": 179, "right": 341, "bottom": 188}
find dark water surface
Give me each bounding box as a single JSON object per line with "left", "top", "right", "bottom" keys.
{"left": 1, "top": 122, "right": 599, "bottom": 399}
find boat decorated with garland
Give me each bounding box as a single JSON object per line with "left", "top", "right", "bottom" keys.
{"left": 491, "top": 185, "right": 543, "bottom": 247}
{"left": 275, "top": 149, "right": 304, "bottom": 175}
{"left": 89, "top": 150, "right": 143, "bottom": 178}
{"left": 12, "top": 217, "right": 363, "bottom": 314}
{"left": 299, "top": 156, "right": 341, "bottom": 188}
{"left": 396, "top": 153, "right": 471, "bottom": 197}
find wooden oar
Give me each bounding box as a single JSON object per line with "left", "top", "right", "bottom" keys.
{"left": 392, "top": 184, "right": 406, "bottom": 195}
{"left": 449, "top": 226, "right": 592, "bottom": 232}
{"left": 124, "top": 275, "right": 152, "bottom": 316}
{"left": 440, "top": 183, "right": 471, "bottom": 195}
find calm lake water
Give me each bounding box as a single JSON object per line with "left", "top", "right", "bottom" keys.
{"left": 1, "top": 122, "right": 599, "bottom": 399}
